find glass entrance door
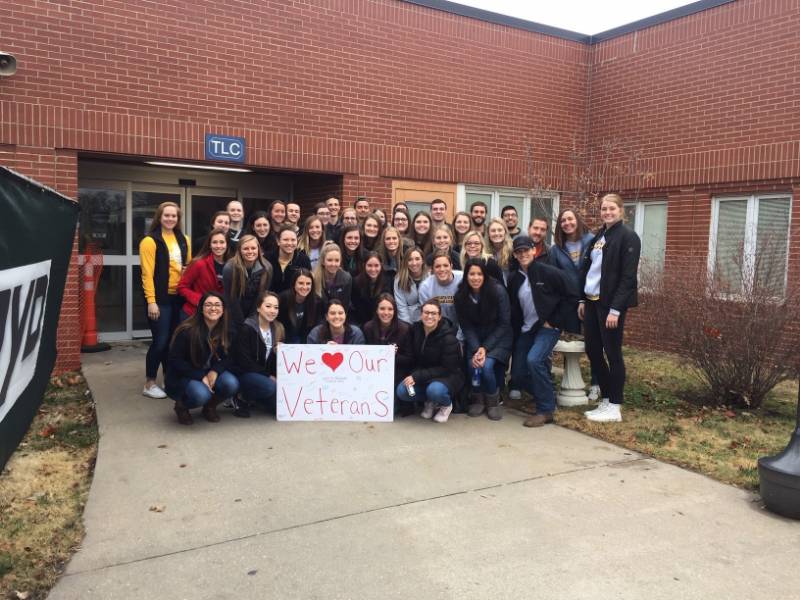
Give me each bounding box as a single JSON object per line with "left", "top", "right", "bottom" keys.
{"left": 131, "top": 186, "right": 185, "bottom": 337}
{"left": 186, "top": 188, "right": 237, "bottom": 250}
{"left": 79, "top": 182, "right": 185, "bottom": 341}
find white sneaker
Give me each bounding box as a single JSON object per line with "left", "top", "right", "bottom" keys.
{"left": 509, "top": 389, "right": 522, "bottom": 401}
{"left": 433, "top": 404, "right": 453, "bottom": 423}
{"left": 420, "top": 401, "right": 435, "bottom": 419}
{"left": 587, "top": 402, "right": 622, "bottom": 422}
{"left": 584, "top": 398, "right": 609, "bottom": 416}
{"left": 587, "top": 385, "right": 600, "bottom": 402}
{"left": 142, "top": 384, "right": 167, "bottom": 399}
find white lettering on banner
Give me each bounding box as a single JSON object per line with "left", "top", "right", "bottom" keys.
{"left": 277, "top": 344, "right": 394, "bottom": 422}
{"left": 0, "top": 260, "right": 51, "bottom": 423}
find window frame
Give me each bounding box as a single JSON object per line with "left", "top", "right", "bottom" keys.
{"left": 707, "top": 193, "right": 792, "bottom": 298}
{"left": 626, "top": 199, "right": 668, "bottom": 279}
{"left": 457, "top": 184, "right": 560, "bottom": 242}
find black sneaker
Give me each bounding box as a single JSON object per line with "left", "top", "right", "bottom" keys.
{"left": 232, "top": 397, "right": 251, "bottom": 418}
{"left": 397, "top": 402, "right": 416, "bottom": 418}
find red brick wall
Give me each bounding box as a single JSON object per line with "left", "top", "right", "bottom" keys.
{"left": 0, "top": 0, "right": 587, "bottom": 373}
{"left": 1, "top": 0, "right": 588, "bottom": 189}
{"left": 588, "top": 0, "right": 800, "bottom": 190}
{"left": 0, "top": 146, "right": 81, "bottom": 373}
{"left": 3, "top": 0, "right": 800, "bottom": 367}
{"left": 293, "top": 174, "right": 342, "bottom": 217}
{"left": 342, "top": 175, "right": 393, "bottom": 213}
{"left": 587, "top": 0, "right": 800, "bottom": 350}
{"left": 617, "top": 179, "right": 800, "bottom": 351}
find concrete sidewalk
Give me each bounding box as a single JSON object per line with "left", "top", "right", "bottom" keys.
{"left": 50, "top": 344, "right": 799, "bottom": 599}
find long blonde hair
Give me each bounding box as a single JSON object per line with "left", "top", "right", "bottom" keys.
{"left": 313, "top": 241, "right": 343, "bottom": 297}
{"left": 459, "top": 230, "right": 492, "bottom": 270}
{"left": 228, "top": 234, "right": 272, "bottom": 299}
{"left": 431, "top": 223, "right": 454, "bottom": 254}
{"left": 484, "top": 217, "right": 513, "bottom": 270}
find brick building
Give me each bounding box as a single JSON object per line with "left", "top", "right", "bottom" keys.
{"left": 1, "top": 0, "right": 797, "bottom": 372}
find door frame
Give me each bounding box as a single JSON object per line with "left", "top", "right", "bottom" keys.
{"left": 81, "top": 180, "right": 187, "bottom": 341}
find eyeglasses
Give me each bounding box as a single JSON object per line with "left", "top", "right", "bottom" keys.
{"left": 421, "top": 310, "right": 440, "bottom": 317}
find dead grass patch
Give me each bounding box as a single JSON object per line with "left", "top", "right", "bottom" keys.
{"left": 509, "top": 348, "right": 796, "bottom": 490}
{"left": 0, "top": 373, "right": 97, "bottom": 600}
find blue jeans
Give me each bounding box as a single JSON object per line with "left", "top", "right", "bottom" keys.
{"left": 239, "top": 372, "right": 277, "bottom": 411}
{"left": 466, "top": 356, "right": 504, "bottom": 394}
{"left": 182, "top": 371, "right": 240, "bottom": 409}
{"left": 396, "top": 380, "right": 452, "bottom": 406}
{"left": 145, "top": 294, "right": 183, "bottom": 379}
{"left": 511, "top": 326, "right": 561, "bottom": 414}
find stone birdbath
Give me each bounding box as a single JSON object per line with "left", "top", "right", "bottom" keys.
{"left": 553, "top": 339, "right": 589, "bottom": 407}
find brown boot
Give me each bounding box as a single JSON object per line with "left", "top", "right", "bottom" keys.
{"left": 467, "top": 392, "right": 485, "bottom": 417}
{"left": 202, "top": 395, "right": 221, "bottom": 423}
{"left": 523, "top": 413, "right": 554, "bottom": 428}
{"left": 485, "top": 392, "right": 503, "bottom": 421}
{"left": 174, "top": 400, "right": 193, "bottom": 425}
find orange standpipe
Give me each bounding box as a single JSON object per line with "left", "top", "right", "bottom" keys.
{"left": 79, "top": 243, "right": 110, "bottom": 353}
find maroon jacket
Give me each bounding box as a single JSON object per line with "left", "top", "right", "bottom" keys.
{"left": 177, "top": 254, "right": 224, "bottom": 316}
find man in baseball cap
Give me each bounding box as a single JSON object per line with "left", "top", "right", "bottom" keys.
{"left": 507, "top": 236, "right": 578, "bottom": 427}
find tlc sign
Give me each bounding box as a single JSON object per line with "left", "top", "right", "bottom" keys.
{"left": 205, "top": 134, "right": 246, "bottom": 163}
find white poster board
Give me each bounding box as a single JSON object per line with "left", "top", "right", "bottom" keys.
{"left": 276, "top": 344, "right": 395, "bottom": 422}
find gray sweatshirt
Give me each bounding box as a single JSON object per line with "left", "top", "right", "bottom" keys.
{"left": 418, "top": 271, "right": 463, "bottom": 336}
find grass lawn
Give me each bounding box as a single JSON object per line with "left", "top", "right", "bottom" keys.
{"left": 511, "top": 347, "right": 798, "bottom": 491}
{"left": 0, "top": 373, "right": 97, "bottom": 600}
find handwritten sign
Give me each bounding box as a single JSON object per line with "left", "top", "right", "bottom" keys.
{"left": 277, "top": 344, "right": 395, "bottom": 422}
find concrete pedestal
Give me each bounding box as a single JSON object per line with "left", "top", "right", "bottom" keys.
{"left": 553, "top": 339, "right": 588, "bottom": 407}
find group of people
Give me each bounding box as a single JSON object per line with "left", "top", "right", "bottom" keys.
{"left": 139, "top": 192, "right": 640, "bottom": 427}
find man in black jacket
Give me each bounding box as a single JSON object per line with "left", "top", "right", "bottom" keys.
{"left": 507, "top": 236, "right": 578, "bottom": 427}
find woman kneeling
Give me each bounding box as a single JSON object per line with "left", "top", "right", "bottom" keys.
{"left": 236, "top": 291, "right": 285, "bottom": 414}
{"left": 165, "top": 291, "right": 239, "bottom": 425}
{"left": 396, "top": 299, "right": 464, "bottom": 423}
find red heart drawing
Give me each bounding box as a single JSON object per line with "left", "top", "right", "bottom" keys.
{"left": 321, "top": 352, "right": 344, "bottom": 372}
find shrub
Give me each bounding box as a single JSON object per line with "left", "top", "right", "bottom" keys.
{"left": 644, "top": 242, "right": 799, "bottom": 409}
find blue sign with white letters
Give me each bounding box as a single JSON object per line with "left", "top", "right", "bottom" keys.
{"left": 205, "top": 134, "right": 246, "bottom": 163}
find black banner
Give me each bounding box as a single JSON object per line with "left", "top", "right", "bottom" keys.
{"left": 0, "top": 166, "right": 80, "bottom": 472}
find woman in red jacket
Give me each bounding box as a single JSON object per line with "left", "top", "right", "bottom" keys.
{"left": 177, "top": 228, "right": 228, "bottom": 319}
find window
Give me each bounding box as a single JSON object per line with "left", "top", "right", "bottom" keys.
{"left": 624, "top": 201, "right": 668, "bottom": 279}
{"left": 709, "top": 195, "right": 791, "bottom": 296}
{"left": 401, "top": 201, "right": 433, "bottom": 221}
{"left": 460, "top": 186, "right": 559, "bottom": 244}
{"left": 78, "top": 187, "right": 126, "bottom": 254}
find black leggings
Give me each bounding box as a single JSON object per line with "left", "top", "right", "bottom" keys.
{"left": 583, "top": 300, "right": 626, "bottom": 405}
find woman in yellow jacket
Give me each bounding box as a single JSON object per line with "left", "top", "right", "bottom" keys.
{"left": 140, "top": 201, "right": 191, "bottom": 398}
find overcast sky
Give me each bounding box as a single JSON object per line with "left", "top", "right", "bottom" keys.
{"left": 448, "top": 0, "right": 697, "bottom": 34}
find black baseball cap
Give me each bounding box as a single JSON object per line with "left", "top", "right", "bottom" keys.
{"left": 513, "top": 236, "right": 534, "bottom": 252}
